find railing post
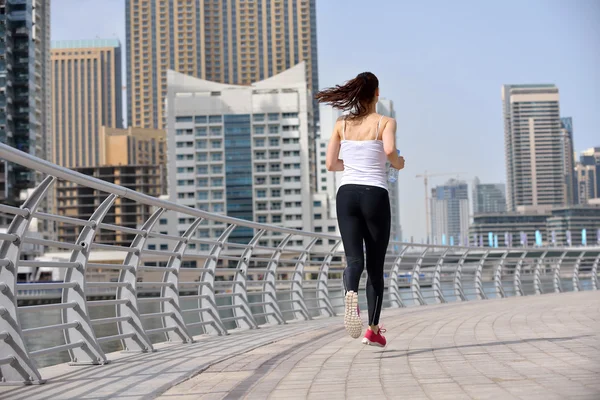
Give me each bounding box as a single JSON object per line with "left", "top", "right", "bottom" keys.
{"left": 475, "top": 251, "right": 490, "bottom": 300}
{"left": 316, "top": 240, "right": 340, "bottom": 318}
{"left": 553, "top": 252, "right": 567, "bottom": 293}
{"left": 572, "top": 251, "right": 586, "bottom": 292}
{"left": 116, "top": 208, "right": 164, "bottom": 353}
{"left": 454, "top": 249, "right": 469, "bottom": 301}
{"left": 160, "top": 218, "right": 201, "bottom": 344}
{"left": 514, "top": 252, "right": 527, "bottom": 296}
{"left": 494, "top": 251, "right": 509, "bottom": 298}
{"left": 591, "top": 253, "right": 599, "bottom": 291}
{"left": 433, "top": 249, "right": 450, "bottom": 304}
{"left": 198, "top": 225, "right": 235, "bottom": 335}
{"left": 261, "top": 234, "right": 291, "bottom": 325}
{"left": 0, "top": 176, "right": 54, "bottom": 385}
{"left": 231, "top": 229, "right": 264, "bottom": 330}
{"left": 411, "top": 247, "right": 429, "bottom": 306}
{"left": 533, "top": 251, "right": 548, "bottom": 295}
{"left": 388, "top": 247, "right": 409, "bottom": 308}
{"left": 62, "top": 194, "right": 117, "bottom": 365}
{"left": 288, "top": 238, "right": 316, "bottom": 321}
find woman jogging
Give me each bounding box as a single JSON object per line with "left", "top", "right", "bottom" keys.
{"left": 315, "top": 72, "right": 405, "bottom": 347}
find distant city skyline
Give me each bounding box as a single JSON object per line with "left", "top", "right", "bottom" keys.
{"left": 51, "top": 0, "right": 600, "bottom": 240}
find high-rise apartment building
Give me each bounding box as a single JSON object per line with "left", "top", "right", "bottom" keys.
{"left": 167, "top": 63, "right": 313, "bottom": 246}
{"left": 431, "top": 179, "right": 469, "bottom": 245}
{"left": 51, "top": 39, "right": 123, "bottom": 168}
{"left": 56, "top": 127, "right": 167, "bottom": 246}
{"left": 472, "top": 177, "right": 506, "bottom": 214}
{"left": 0, "top": 0, "right": 51, "bottom": 206}
{"left": 99, "top": 126, "right": 166, "bottom": 166}
{"left": 126, "top": 0, "right": 319, "bottom": 131}
{"left": 560, "top": 117, "right": 576, "bottom": 205}
{"left": 502, "top": 84, "right": 565, "bottom": 212}
{"left": 576, "top": 147, "right": 600, "bottom": 204}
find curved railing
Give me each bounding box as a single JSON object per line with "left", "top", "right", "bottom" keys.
{"left": 0, "top": 142, "right": 598, "bottom": 384}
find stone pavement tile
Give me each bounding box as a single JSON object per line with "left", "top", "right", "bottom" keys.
{"left": 461, "top": 384, "right": 519, "bottom": 400}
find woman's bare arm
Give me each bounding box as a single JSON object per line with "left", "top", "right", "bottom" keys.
{"left": 381, "top": 118, "right": 405, "bottom": 170}
{"left": 326, "top": 120, "right": 345, "bottom": 171}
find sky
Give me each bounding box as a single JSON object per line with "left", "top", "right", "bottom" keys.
{"left": 52, "top": 0, "right": 600, "bottom": 241}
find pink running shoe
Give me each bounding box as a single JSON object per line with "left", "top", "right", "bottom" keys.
{"left": 362, "top": 326, "right": 387, "bottom": 347}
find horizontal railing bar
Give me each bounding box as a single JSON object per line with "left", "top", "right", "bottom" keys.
{"left": 215, "top": 304, "right": 242, "bottom": 311}
{"left": 97, "top": 333, "right": 135, "bottom": 344}
{"left": 18, "top": 302, "right": 77, "bottom": 312}
{"left": 178, "top": 281, "right": 206, "bottom": 286}
{"left": 137, "top": 297, "right": 172, "bottom": 303}
{"left": 220, "top": 316, "right": 248, "bottom": 322}
{"left": 90, "top": 243, "right": 137, "bottom": 253}
{"left": 33, "top": 212, "right": 93, "bottom": 227}
{"left": 179, "top": 294, "right": 209, "bottom": 300}
{"left": 91, "top": 316, "right": 131, "bottom": 326}
{"left": 18, "top": 260, "right": 81, "bottom": 269}
{"left": 140, "top": 311, "right": 174, "bottom": 319}
{"left": 136, "top": 282, "right": 175, "bottom": 288}
{"left": 0, "top": 233, "right": 18, "bottom": 242}
{"left": 146, "top": 326, "right": 177, "bottom": 335}
{"left": 23, "top": 321, "right": 79, "bottom": 335}
{"left": 88, "top": 299, "right": 130, "bottom": 307}
{"left": 23, "top": 237, "right": 83, "bottom": 251}
{"left": 0, "top": 356, "right": 15, "bottom": 365}
{"left": 186, "top": 321, "right": 213, "bottom": 327}
{"left": 0, "top": 204, "right": 29, "bottom": 217}
{"left": 87, "top": 263, "right": 131, "bottom": 271}
{"left": 253, "top": 312, "right": 276, "bottom": 318}
{"left": 138, "top": 265, "right": 177, "bottom": 272}
{"left": 87, "top": 282, "right": 131, "bottom": 288}
{"left": 98, "top": 223, "right": 143, "bottom": 235}
{"left": 142, "top": 249, "right": 179, "bottom": 258}
{"left": 17, "top": 282, "right": 77, "bottom": 290}
{"left": 181, "top": 307, "right": 211, "bottom": 313}
{"left": 147, "top": 232, "right": 185, "bottom": 242}
{"left": 29, "top": 341, "right": 83, "bottom": 357}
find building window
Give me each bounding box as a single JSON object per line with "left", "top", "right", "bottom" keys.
{"left": 176, "top": 116, "right": 193, "bottom": 123}
{"left": 196, "top": 140, "right": 207, "bottom": 149}
{"left": 212, "top": 165, "right": 223, "bottom": 174}
{"left": 209, "top": 115, "right": 222, "bottom": 123}
{"left": 253, "top": 113, "right": 265, "bottom": 122}
{"left": 328, "top": 226, "right": 336, "bottom": 232}
{"left": 314, "top": 214, "right": 322, "bottom": 220}
{"left": 211, "top": 177, "right": 223, "bottom": 186}
{"left": 197, "top": 153, "right": 207, "bottom": 162}
{"left": 210, "top": 126, "right": 222, "bottom": 136}
{"left": 196, "top": 127, "right": 207, "bottom": 136}
{"left": 211, "top": 153, "right": 222, "bottom": 161}
{"left": 197, "top": 166, "right": 208, "bottom": 174}
{"left": 315, "top": 227, "right": 323, "bottom": 232}
{"left": 268, "top": 113, "right": 279, "bottom": 121}
{"left": 197, "top": 191, "right": 208, "bottom": 200}
{"left": 269, "top": 125, "right": 279, "bottom": 134}
{"left": 213, "top": 203, "right": 224, "bottom": 212}
{"left": 282, "top": 112, "right": 298, "bottom": 118}
{"left": 272, "top": 215, "right": 282, "bottom": 223}
{"left": 271, "top": 189, "right": 281, "bottom": 197}
{"left": 255, "top": 138, "right": 265, "bottom": 147}
{"left": 269, "top": 138, "right": 280, "bottom": 146}
{"left": 258, "top": 216, "right": 267, "bottom": 223}
{"left": 313, "top": 201, "right": 322, "bottom": 207}
{"left": 195, "top": 115, "right": 207, "bottom": 123}
{"left": 197, "top": 178, "right": 208, "bottom": 186}
{"left": 211, "top": 140, "right": 222, "bottom": 148}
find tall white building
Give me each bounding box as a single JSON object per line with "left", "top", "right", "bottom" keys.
{"left": 431, "top": 179, "right": 469, "bottom": 245}
{"left": 166, "top": 63, "right": 313, "bottom": 247}
{"left": 502, "top": 84, "right": 566, "bottom": 212}
{"left": 315, "top": 99, "right": 402, "bottom": 244}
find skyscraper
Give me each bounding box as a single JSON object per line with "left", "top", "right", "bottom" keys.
{"left": 126, "top": 0, "right": 319, "bottom": 130}
{"left": 166, "top": 62, "right": 313, "bottom": 246}
{"left": 472, "top": 177, "right": 506, "bottom": 214}
{"left": 51, "top": 39, "right": 123, "bottom": 168}
{"left": 560, "top": 117, "right": 576, "bottom": 205}
{"left": 502, "top": 84, "right": 565, "bottom": 212}
{"left": 0, "top": 0, "right": 51, "bottom": 206}
{"left": 576, "top": 147, "right": 600, "bottom": 204}
{"left": 431, "top": 179, "right": 469, "bottom": 245}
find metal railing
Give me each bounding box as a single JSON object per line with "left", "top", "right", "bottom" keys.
{"left": 0, "top": 142, "right": 599, "bottom": 385}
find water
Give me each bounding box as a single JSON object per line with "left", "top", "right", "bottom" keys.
{"left": 388, "top": 150, "right": 401, "bottom": 183}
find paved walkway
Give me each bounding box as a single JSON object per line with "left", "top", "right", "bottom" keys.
{"left": 1, "top": 292, "right": 599, "bottom": 400}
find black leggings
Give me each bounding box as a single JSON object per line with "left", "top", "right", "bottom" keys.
{"left": 336, "top": 184, "right": 391, "bottom": 326}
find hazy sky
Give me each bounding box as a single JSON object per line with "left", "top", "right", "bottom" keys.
{"left": 53, "top": 0, "right": 600, "bottom": 241}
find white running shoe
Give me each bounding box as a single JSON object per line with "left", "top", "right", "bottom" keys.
{"left": 344, "top": 291, "right": 363, "bottom": 339}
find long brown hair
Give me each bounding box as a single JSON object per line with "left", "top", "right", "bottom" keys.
{"left": 315, "top": 72, "right": 379, "bottom": 119}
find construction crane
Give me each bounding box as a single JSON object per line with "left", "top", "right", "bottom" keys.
{"left": 415, "top": 171, "right": 466, "bottom": 243}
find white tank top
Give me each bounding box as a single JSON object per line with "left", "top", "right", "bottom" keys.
{"left": 339, "top": 115, "right": 388, "bottom": 191}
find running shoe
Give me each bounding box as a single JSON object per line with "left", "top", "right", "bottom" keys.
{"left": 362, "top": 325, "right": 387, "bottom": 347}
{"left": 344, "top": 290, "right": 362, "bottom": 339}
